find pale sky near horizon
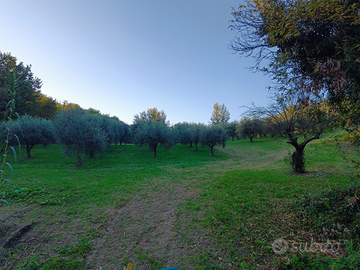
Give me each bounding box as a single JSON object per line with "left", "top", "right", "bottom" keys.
{"left": 1, "top": 0, "right": 273, "bottom": 125}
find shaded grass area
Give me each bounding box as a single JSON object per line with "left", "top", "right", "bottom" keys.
{"left": 0, "top": 133, "right": 359, "bottom": 269}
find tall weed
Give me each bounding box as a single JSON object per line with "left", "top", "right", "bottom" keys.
{"left": 1, "top": 70, "right": 23, "bottom": 206}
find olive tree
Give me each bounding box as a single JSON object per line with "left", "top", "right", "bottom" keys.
{"left": 11, "top": 115, "right": 54, "bottom": 158}
{"left": 133, "top": 107, "right": 168, "bottom": 125}
{"left": 225, "top": 121, "right": 239, "bottom": 141}
{"left": 236, "top": 117, "right": 265, "bottom": 143}
{"left": 200, "top": 126, "right": 228, "bottom": 156}
{"left": 115, "top": 122, "right": 131, "bottom": 145}
{"left": 134, "top": 121, "right": 173, "bottom": 157}
{"left": 53, "top": 109, "right": 107, "bottom": 166}
{"left": 244, "top": 95, "right": 329, "bottom": 173}
{"left": 190, "top": 123, "right": 206, "bottom": 151}
{"left": 173, "top": 122, "right": 193, "bottom": 146}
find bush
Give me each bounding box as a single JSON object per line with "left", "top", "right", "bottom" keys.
{"left": 294, "top": 181, "right": 360, "bottom": 238}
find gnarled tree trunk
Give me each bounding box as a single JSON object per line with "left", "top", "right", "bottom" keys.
{"left": 26, "top": 144, "right": 34, "bottom": 158}
{"left": 210, "top": 146, "right": 214, "bottom": 156}
{"left": 76, "top": 149, "right": 83, "bottom": 167}
{"left": 287, "top": 131, "right": 322, "bottom": 173}
{"left": 195, "top": 143, "right": 198, "bottom": 151}
{"left": 153, "top": 143, "right": 158, "bottom": 157}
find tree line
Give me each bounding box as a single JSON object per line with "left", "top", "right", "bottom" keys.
{"left": 0, "top": 93, "right": 337, "bottom": 173}
{"left": 0, "top": 51, "right": 90, "bottom": 121}
{"left": 0, "top": 52, "right": 229, "bottom": 166}
{"left": 0, "top": 107, "right": 231, "bottom": 166}
{"left": 0, "top": 50, "right": 339, "bottom": 173}
{"left": 1, "top": 38, "right": 357, "bottom": 174}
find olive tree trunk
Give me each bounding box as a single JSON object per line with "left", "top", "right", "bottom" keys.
{"left": 287, "top": 131, "right": 322, "bottom": 173}
{"left": 26, "top": 144, "right": 34, "bottom": 158}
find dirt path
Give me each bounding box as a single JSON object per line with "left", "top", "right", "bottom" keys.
{"left": 85, "top": 182, "right": 210, "bottom": 269}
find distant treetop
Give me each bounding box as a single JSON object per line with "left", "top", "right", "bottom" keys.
{"left": 210, "top": 103, "right": 230, "bottom": 125}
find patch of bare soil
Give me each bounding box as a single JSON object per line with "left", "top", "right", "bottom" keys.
{"left": 0, "top": 180, "right": 225, "bottom": 269}
{"left": 1, "top": 206, "right": 37, "bottom": 268}
{"left": 85, "top": 182, "right": 216, "bottom": 270}
{"left": 0, "top": 205, "right": 95, "bottom": 269}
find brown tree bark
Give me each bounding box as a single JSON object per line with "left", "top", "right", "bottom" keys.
{"left": 286, "top": 131, "right": 322, "bottom": 173}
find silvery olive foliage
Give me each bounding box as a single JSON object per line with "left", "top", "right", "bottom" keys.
{"left": 200, "top": 126, "right": 228, "bottom": 156}
{"left": 11, "top": 115, "right": 54, "bottom": 158}
{"left": 134, "top": 120, "right": 173, "bottom": 157}
{"left": 53, "top": 109, "right": 107, "bottom": 166}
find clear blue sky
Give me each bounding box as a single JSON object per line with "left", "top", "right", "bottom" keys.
{"left": 2, "top": 0, "right": 273, "bottom": 125}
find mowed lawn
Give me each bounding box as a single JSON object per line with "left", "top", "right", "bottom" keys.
{"left": 1, "top": 132, "right": 358, "bottom": 269}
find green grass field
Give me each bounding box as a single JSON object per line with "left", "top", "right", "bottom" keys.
{"left": 1, "top": 132, "right": 359, "bottom": 269}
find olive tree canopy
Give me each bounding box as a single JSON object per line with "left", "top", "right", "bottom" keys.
{"left": 200, "top": 126, "right": 228, "bottom": 156}
{"left": 134, "top": 121, "right": 173, "bottom": 157}
{"left": 53, "top": 109, "right": 107, "bottom": 166}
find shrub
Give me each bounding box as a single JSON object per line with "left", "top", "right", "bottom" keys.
{"left": 294, "top": 181, "right": 360, "bottom": 238}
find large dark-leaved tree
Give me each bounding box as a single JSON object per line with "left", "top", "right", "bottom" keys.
{"left": 229, "top": 0, "right": 360, "bottom": 131}
{"left": 38, "top": 94, "right": 60, "bottom": 120}
{"left": 0, "top": 52, "right": 42, "bottom": 119}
